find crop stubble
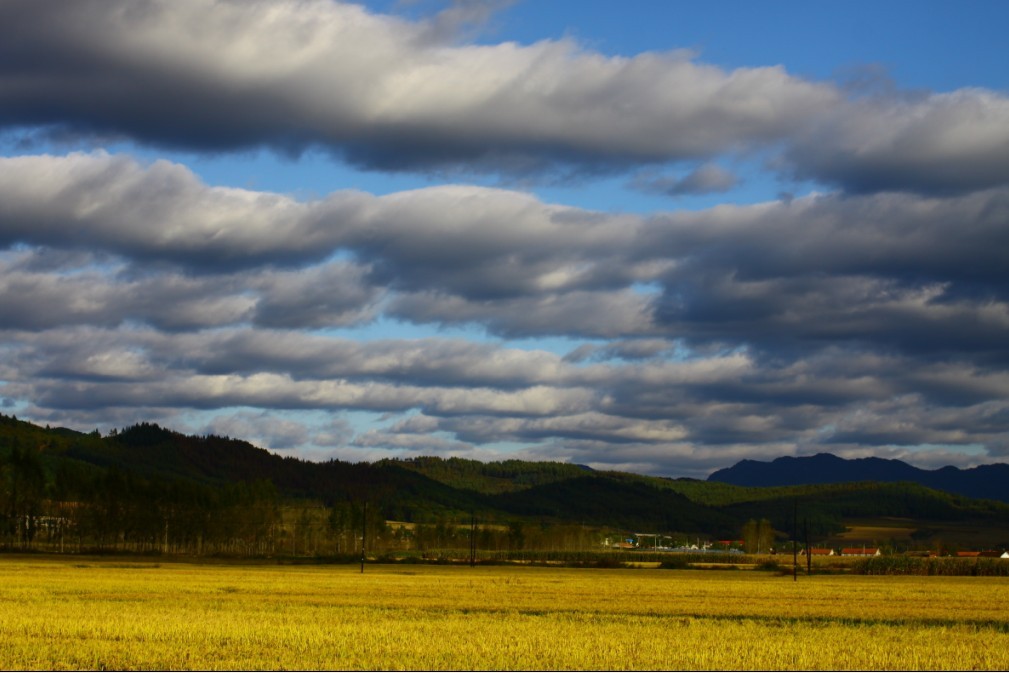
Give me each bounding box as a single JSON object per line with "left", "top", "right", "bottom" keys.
{"left": 1, "top": 558, "right": 1007, "bottom": 670}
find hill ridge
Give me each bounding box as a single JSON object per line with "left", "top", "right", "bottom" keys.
{"left": 4, "top": 414, "right": 1009, "bottom": 549}
{"left": 709, "top": 452, "right": 1009, "bottom": 503}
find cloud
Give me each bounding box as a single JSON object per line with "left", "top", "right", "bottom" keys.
{"left": 2, "top": 0, "right": 1007, "bottom": 478}
{"left": 387, "top": 289, "right": 661, "bottom": 339}
{"left": 5, "top": 0, "right": 1009, "bottom": 197}
{"left": 0, "top": 153, "right": 363, "bottom": 270}
{"left": 629, "top": 164, "right": 739, "bottom": 197}
{"left": 352, "top": 428, "right": 474, "bottom": 455}
{"left": 3, "top": 152, "right": 1009, "bottom": 474}
{"left": 0, "top": 246, "right": 379, "bottom": 332}
{"left": 815, "top": 394, "right": 1009, "bottom": 464}
{"left": 415, "top": 0, "right": 516, "bottom": 44}
{"left": 170, "top": 330, "right": 575, "bottom": 389}
{"left": 17, "top": 360, "right": 599, "bottom": 420}
{"left": 202, "top": 410, "right": 312, "bottom": 450}
{"left": 560, "top": 339, "right": 674, "bottom": 363}
{"left": 783, "top": 89, "right": 1009, "bottom": 195}
{"left": 7, "top": 321, "right": 1009, "bottom": 471}
{"left": 642, "top": 190, "right": 1009, "bottom": 359}
{"left": 0, "top": 0, "right": 836, "bottom": 177}
{"left": 3, "top": 155, "right": 1008, "bottom": 366}
{"left": 442, "top": 412, "right": 688, "bottom": 445}
{"left": 2, "top": 2, "right": 1008, "bottom": 196}
{"left": 250, "top": 264, "right": 382, "bottom": 329}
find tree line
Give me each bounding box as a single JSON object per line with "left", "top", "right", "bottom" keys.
{"left": 5, "top": 414, "right": 1009, "bottom": 558}
{"left": 0, "top": 426, "right": 610, "bottom": 557}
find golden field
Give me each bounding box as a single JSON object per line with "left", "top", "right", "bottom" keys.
{"left": 2, "top": 557, "right": 1009, "bottom": 671}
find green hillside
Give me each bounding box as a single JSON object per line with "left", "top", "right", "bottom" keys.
{"left": 378, "top": 456, "right": 593, "bottom": 494}
{"left": 3, "top": 414, "right": 1009, "bottom": 556}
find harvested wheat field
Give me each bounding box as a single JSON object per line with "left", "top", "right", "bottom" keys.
{"left": 2, "top": 557, "right": 1008, "bottom": 670}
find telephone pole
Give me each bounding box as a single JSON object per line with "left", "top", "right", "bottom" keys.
{"left": 360, "top": 501, "right": 367, "bottom": 574}
{"left": 804, "top": 518, "right": 811, "bottom": 576}
{"left": 792, "top": 499, "right": 798, "bottom": 582}
{"left": 469, "top": 512, "right": 477, "bottom": 567}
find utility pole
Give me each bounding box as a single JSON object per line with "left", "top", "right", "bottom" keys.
{"left": 792, "top": 498, "right": 798, "bottom": 582}
{"left": 804, "top": 518, "right": 811, "bottom": 576}
{"left": 360, "top": 501, "right": 367, "bottom": 574}
{"left": 469, "top": 512, "right": 477, "bottom": 567}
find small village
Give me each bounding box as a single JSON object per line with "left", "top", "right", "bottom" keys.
{"left": 801, "top": 547, "right": 1009, "bottom": 558}
{"left": 608, "top": 536, "right": 1009, "bottom": 559}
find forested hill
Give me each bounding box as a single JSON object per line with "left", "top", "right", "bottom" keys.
{"left": 3, "top": 415, "right": 734, "bottom": 531}
{"left": 0, "top": 416, "right": 489, "bottom": 522}
{"left": 3, "top": 414, "right": 1009, "bottom": 547}
{"left": 376, "top": 456, "right": 594, "bottom": 494}
{"left": 709, "top": 453, "right": 1009, "bottom": 503}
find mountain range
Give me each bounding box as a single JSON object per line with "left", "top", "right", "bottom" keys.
{"left": 709, "top": 453, "right": 1009, "bottom": 503}
{"left": 3, "top": 414, "right": 1009, "bottom": 547}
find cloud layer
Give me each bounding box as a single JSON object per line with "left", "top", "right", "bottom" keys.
{"left": 1, "top": 151, "right": 1008, "bottom": 475}
{"left": 2, "top": 2, "right": 1008, "bottom": 476}
{"left": 2, "top": 0, "right": 1007, "bottom": 193}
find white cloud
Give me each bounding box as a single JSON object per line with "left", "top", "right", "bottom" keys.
{"left": 0, "top": 0, "right": 836, "bottom": 174}
{"left": 2, "top": 1, "right": 1006, "bottom": 196}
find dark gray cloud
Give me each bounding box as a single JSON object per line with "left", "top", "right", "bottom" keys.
{"left": 3, "top": 1, "right": 1008, "bottom": 195}
{"left": 0, "top": 153, "right": 361, "bottom": 270}
{"left": 33, "top": 155, "right": 1006, "bottom": 352}
{"left": 167, "top": 331, "right": 574, "bottom": 390}
{"left": 352, "top": 428, "right": 475, "bottom": 456}
{"left": 629, "top": 164, "right": 739, "bottom": 197}
{"left": 2, "top": 152, "right": 1009, "bottom": 474}
{"left": 560, "top": 339, "right": 674, "bottom": 363}
{"left": 783, "top": 91, "right": 1009, "bottom": 195}
{"left": 638, "top": 190, "right": 1009, "bottom": 363}
{"left": 5, "top": 320, "right": 1008, "bottom": 474}
{"left": 0, "top": 246, "right": 379, "bottom": 332}
{"left": 386, "top": 289, "right": 659, "bottom": 339}
{"left": 0, "top": 0, "right": 835, "bottom": 177}
{"left": 250, "top": 264, "right": 382, "bottom": 329}
{"left": 1, "top": 0, "right": 1007, "bottom": 476}
{"left": 201, "top": 411, "right": 312, "bottom": 450}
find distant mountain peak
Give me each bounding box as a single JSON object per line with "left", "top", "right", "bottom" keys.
{"left": 708, "top": 453, "right": 1009, "bottom": 503}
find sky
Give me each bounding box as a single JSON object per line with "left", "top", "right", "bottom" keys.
{"left": 1, "top": 0, "right": 1008, "bottom": 478}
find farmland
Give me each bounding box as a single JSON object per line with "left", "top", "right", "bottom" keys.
{"left": 2, "top": 557, "right": 1009, "bottom": 670}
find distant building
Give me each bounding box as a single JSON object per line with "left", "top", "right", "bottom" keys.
{"left": 801, "top": 548, "right": 834, "bottom": 556}
{"left": 841, "top": 547, "right": 881, "bottom": 556}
